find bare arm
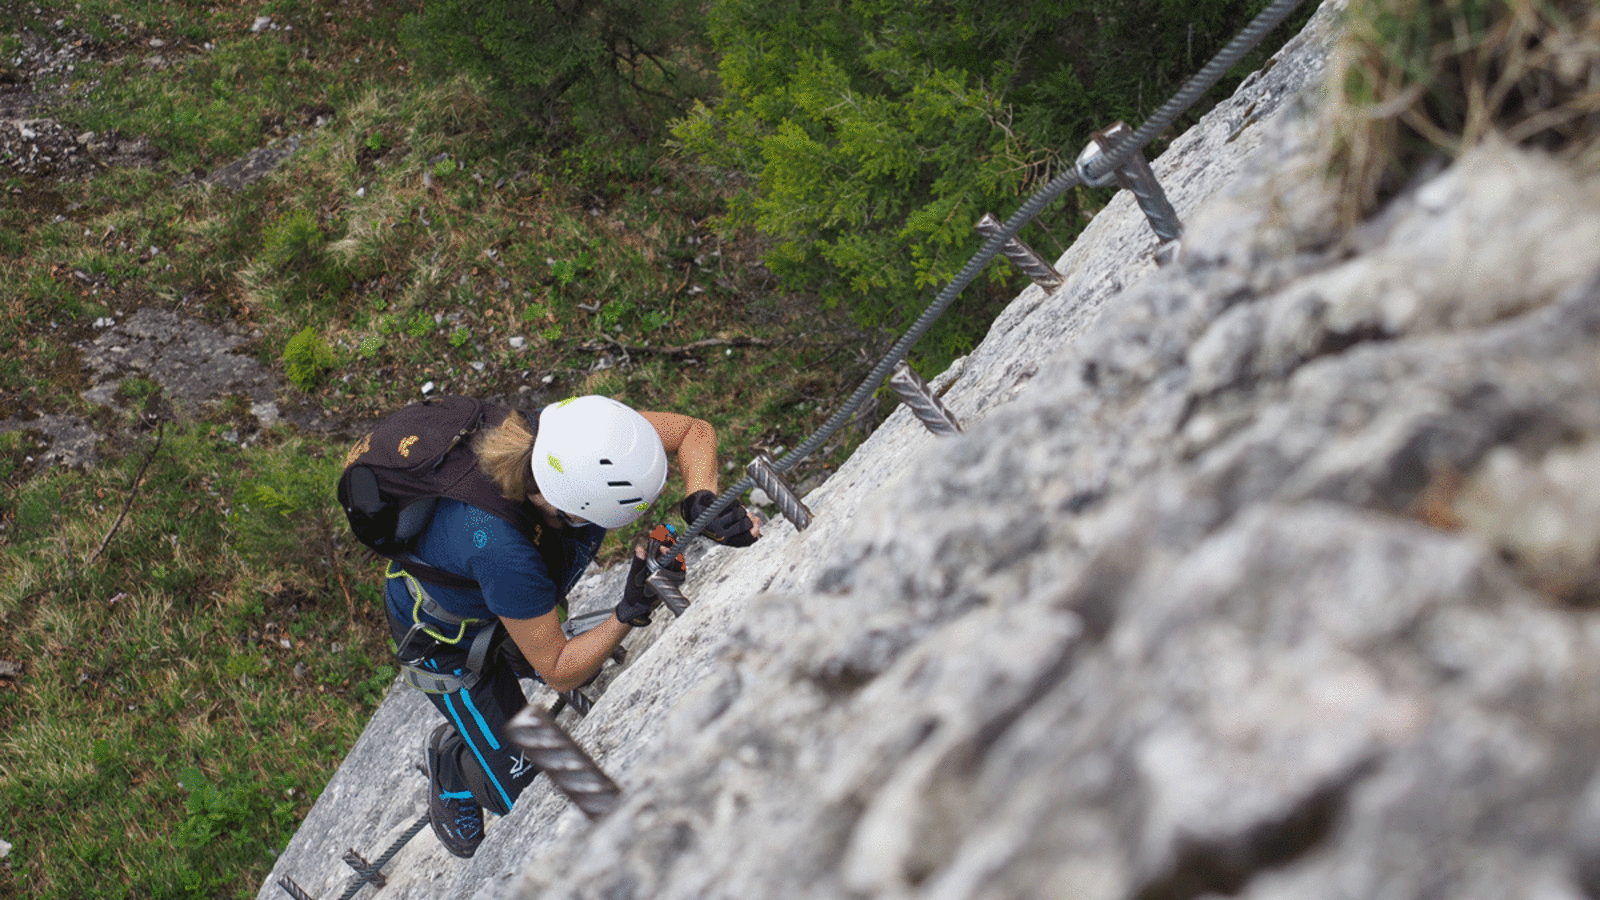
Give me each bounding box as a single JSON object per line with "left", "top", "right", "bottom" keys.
{"left": 640, "top": 409, "right": 763, "bottom": 540}
{"left": 639, "top": 411, "right": 719, "bottom": 495}
{"left": 501, "top": 609, "right": 632, "bottom": 693}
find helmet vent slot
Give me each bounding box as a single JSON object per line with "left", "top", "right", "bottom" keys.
{"left": 598, "top": 458, "right": 614, "bottom": 465}
{"left": 607, "top": 480, "right": 631, "bottom": 487}
{"left": 619, "top": 498, "right": 644, "bottom": 505}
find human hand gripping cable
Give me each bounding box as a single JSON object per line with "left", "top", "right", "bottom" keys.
{"left": 679, "top": 490, "right": 760, "bottom": 547}
{"left": 613, "top": 525, "right": 685, "bottom": 627}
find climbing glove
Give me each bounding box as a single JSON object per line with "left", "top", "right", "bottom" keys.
{"left": 680, "top": 490, "right": 758, "bottom": 547}
{"left": 614, "top": 525, "right": 684, "bottom": 627}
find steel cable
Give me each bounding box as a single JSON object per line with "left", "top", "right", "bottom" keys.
{"left": 333, "top": 814, "right": 431, "bottom": 900}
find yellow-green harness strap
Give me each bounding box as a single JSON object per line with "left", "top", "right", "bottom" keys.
{"left": 387, "top": 562, "right": 480, "bottom": 644}
{"left": 387, "top": 563, "right": 496, "bottom": 694}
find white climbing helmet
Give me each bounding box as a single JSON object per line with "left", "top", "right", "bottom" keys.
{"left": 530, "top": 396, "right": 668, "bottom": 529}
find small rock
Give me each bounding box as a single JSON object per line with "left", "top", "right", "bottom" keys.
{"left": 509, "top": 337, "right": 527, "bottom": 350}
{"left": 251, "top": 401, "right": 280, "bottom": 427}
{"left": 421, "top": 381, "right": 436, "bottom": 395}
{"left": 251, "top": 16, "right": 272, "bottom": 32}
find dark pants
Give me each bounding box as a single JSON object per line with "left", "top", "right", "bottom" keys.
{"left": 386, "top": 610, "right": 542, "bottom": 816}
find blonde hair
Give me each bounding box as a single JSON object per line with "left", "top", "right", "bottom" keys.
{"left": 475, "top": 410, "right": 537, "bottom": 502}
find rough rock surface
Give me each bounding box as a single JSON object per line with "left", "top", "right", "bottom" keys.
{"left": 0, "top": 308, "right": 285, "bottom": 467}
{"left": 205, "top": 135, "right": 303, "bottom": 190}
{"left": 80, "top": 308, "right": 282, "bottom": 425}
{"left": 259, "top": 3, "right": 1600, "bottom": 899}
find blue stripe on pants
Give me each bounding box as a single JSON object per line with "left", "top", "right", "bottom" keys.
{"left": 444, "top": 691, "right": 515, "bottom": 811}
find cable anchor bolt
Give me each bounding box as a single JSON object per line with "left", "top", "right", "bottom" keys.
{"left": 1075, "top": 121, "right": 1184, "bottom": 250}
{"left": 341, "top": 850, "right": 387, "bottom": 888}
{"left": 506, "top": 703, "right": 622, "bottom": 820}
{"left": 974, "top": 212, "right": 1063, "bottom": 291}
{"left": 888, "top": 361, "right": 963, "bottom": 436}
{"left": 747, "top": 452, "right": 813, "bottom": 531}
{"left": 644, "top": 523, "right": 690, "bottom": 616}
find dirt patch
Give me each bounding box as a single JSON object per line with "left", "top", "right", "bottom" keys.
{"left": 0, "top": 22, "right": 160, "bottom": 181}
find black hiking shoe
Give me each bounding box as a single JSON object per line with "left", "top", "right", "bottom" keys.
{"left": 426, "top": 724, "right": 485, "bottom": 858}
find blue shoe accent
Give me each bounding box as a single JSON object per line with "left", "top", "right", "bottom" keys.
{"left": 425, "top": 724, "right": 485, "bottom": 858}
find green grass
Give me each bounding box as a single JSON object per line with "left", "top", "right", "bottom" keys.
{"left": 0, "top": 419, "right": 394, "bottom": 898}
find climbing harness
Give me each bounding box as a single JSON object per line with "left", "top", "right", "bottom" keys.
{"left": 386, "top": 564, "right": 499, "bottom": 696}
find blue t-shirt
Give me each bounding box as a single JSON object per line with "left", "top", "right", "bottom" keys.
{"left": 384, "top": 499, "right": 604, "bottom": 629}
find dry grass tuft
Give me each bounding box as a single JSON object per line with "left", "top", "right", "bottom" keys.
{"left": 1326, "top": 0, "right": 1600, "bottom": 224}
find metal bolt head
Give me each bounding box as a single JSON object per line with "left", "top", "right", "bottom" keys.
{"left": 1075, "top": 142, "right": 1119, "bottom": 188}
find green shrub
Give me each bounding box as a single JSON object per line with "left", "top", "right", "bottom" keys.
{"left": 676, "top": 0, "right": 1312, "bottom": 371}
{"left": 262, "top": 209, "right": 324, "bottom": 272}
{"left": 281, "top": 327, "right": 336, "bottom": 391}
{"left": 260, "top": 210, "right": 362, "bottom": 308}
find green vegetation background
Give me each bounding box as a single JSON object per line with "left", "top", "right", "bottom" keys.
{"left": 0, "top": 0, "right": 1309, "bottom": 896}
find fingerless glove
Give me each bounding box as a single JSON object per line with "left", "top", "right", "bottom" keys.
{"left": 680, "top": 490, "right": 758, "bottom": 547}
{"left": 614, "top": 555, "right": 658, "bottom": 627}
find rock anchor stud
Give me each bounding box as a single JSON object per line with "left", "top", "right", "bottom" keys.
{"left": 888, "top": 361, "right": 963, "bottom": 436}
{"left": 747, "top": 452, "right": 813, "bottom": 531}
{"left": 1076, "top": 120, "right": 1184, "bottom": 249}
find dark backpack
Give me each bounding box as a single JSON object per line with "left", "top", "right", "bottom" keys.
{"left": 337, "top": 395, "right": 528, "bottom": 590}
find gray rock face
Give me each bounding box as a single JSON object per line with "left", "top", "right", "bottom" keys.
{"left": 259, "top": 2, "right": 1600, "bottom": 899}
{"left": 205, "top": 135, "right": 303, "bottom": 190}
{"left": 80, "top": 307, "right": 280, "bottom": 423}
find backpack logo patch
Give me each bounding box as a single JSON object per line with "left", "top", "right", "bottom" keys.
{"left": 399, "top": 435, "right": 419, "bottom": 457}
{"left": 344, "top": 434, "right": 372, "bottom": 467}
